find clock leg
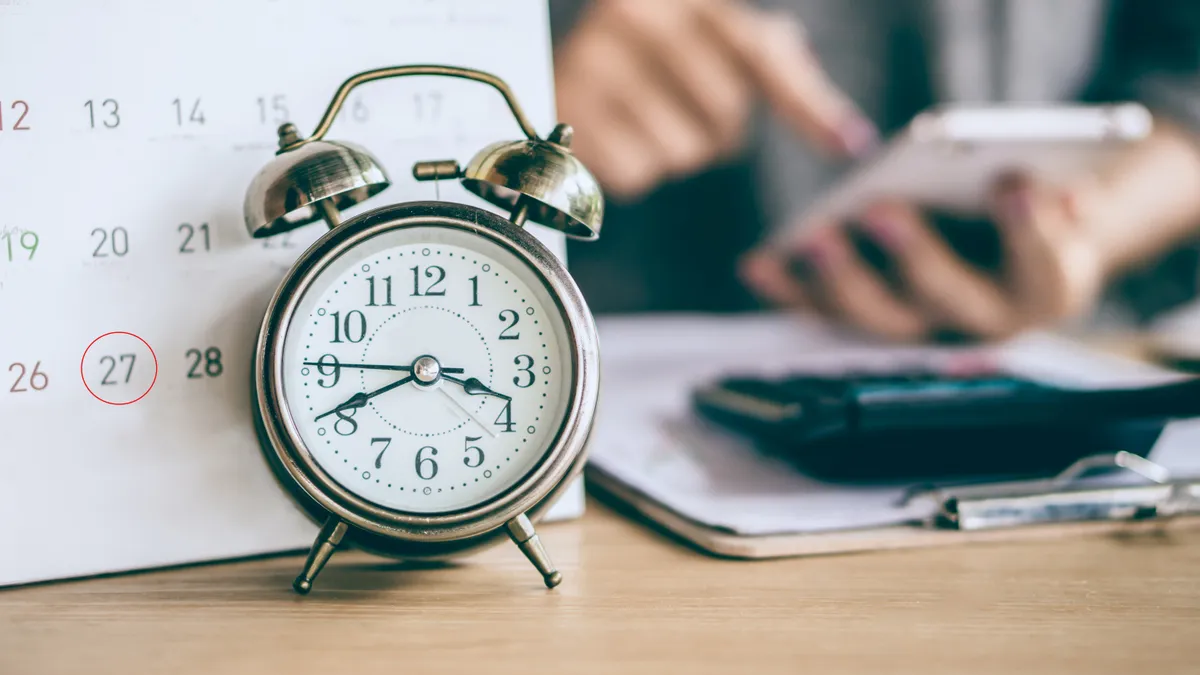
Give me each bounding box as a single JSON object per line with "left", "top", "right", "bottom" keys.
{"left": 293, "top": 517, "right": 348, "bottom": 595}
{"left": 505, "top": 513, "right": 563, "bottom": 588}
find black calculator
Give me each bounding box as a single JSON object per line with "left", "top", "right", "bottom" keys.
{"left": 692, "top": 370, "right": 1181, "bottom": 481}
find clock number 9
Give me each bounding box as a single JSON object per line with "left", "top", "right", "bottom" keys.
{"left": 463, "top": 436, "right": 484, "bottom": 468}
{"left": 315, "top": 354, "right": 340, "bottom": 388}
{"left": 513, "top": 355, "right": 535, "bottom": 388}
{"left": 415, "top": 446, "right": 438, "bottom": 480}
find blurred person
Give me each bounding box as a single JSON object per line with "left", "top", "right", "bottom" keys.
{"left": 552, "top": 0, "right": 1200, "bottom": 341}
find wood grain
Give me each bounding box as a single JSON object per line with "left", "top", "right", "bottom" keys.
{"left": 2, "top": 498, "right": 1198, "bottom": 675}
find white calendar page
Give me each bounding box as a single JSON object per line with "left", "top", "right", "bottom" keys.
{"left": 0, "top": 0, "right": 583, "bottom": 588}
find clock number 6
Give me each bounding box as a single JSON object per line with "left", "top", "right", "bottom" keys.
{"left": 463, "top": 436, "right": 484, "bottom": 468}
{"left": 415, "top": 446, "right": 438, "bottom": 480}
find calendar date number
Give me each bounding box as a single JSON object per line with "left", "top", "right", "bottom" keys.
{"left": 2, "top": 228, "right": 38, "bottom": 262}
{"left": 0, "top": 100, "right": 31, "bottom": 131}
{"left": 186, "top": 347, "right": 224, "bottom": 379}
{"left": 8, "top": 361, "right": 48, "bottom": 393}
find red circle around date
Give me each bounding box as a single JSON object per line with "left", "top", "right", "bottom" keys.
{"left": 80, "top": 331, "right": 159, "bottom": 405}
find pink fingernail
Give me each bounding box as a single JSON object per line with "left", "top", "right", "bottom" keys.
{"left": 802, "top": 236, "right": 843, "bottom": 273}
{"left": 998, "top": 190, "right": 1032, "bottom": 226}
{"left": 835, "top": 114, "right": 880, "bottom": 157}
{"left": 861, "top": 211, "right": 906, "bottom": 251}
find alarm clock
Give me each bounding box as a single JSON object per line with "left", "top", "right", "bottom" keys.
{"left": 242, "top": 65, "right": 603, "bottom": 594}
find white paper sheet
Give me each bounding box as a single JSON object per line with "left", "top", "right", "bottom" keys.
{"left": 589, "top": 314, "right": 1198, "bottom": 537}
{"left": 0, "top": 0, "right": 582, "bottom": 589}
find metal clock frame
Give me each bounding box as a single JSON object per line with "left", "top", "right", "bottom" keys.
{"left": 253, "top": 201, "right": 599, "bottom": 591}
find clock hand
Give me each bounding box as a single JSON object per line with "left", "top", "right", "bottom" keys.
{"left": 442, "top": 374, "right": 511, "bottom": 401}
{"left": 303, "top": 361, "right": 465, "bottom": 375}
{"left": 438, "top": 388, "right": 499, "bottom": 439}
{"left": 314, "top": 375, "right": 415, "bottom": 421}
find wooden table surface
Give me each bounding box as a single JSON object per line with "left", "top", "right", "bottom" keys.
{"left": 2, "top": 497, "right": 1198, "bottom": 675}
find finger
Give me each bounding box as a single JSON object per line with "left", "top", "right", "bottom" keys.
{"left": 797, "top": 229, "right": 928, "bottom": 341}
{"left": 739, "top": 250, "right": 811, "bottom": 308}
{"left": 568, "top": 24, "right": 715, "bottom": 185}
{"left": 605, "top": 0, "right": 752, "bottom": 149}
{"left": 991, "top": 174, "right": 1104, "bottom": 321}
{"left": 859, "top": 203, "right": 1016, "bottom": 338}
{"left": 556, "top": 29, "right": 669, "bottom": 198}
{"left": 615, "top": 82, "right": 719, "bottom": 179}
{"left": 571, "top": 111, "right": 661, "bottom": 200}
{"left": 700, "top": 3, "right": 878, "bottom": 157}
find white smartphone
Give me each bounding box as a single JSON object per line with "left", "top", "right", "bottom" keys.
{"left": 799, "top": 103, "right": 1153, "bottom": 223}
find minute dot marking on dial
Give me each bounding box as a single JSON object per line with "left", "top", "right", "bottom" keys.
{"left": 302, "top": 244, "right": 552, "bottom": 498}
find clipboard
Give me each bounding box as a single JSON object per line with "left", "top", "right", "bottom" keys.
{"left": 586, "top": 452, "right": 1200, "bottom": 560}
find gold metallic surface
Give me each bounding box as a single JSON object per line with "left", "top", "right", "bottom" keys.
{"left": 506, "top": 513, "right": 562, "bottom": 588}
{"left": 293, "top": 65, "right": 539, "bottom": 151}
{"left": 243, "top": 137, "right": 388, "bottom": 237}
{"left": 252, "top": 202, "right": 599, "bottom": 590}
{"left": 412, "top": 159, "right": 464, "bottom": 182}
{"left": 243, "top": 64, "right": 605, "bottom": 591}
{"left": 462, "top": 124, "right": 604, "bottom": 239}
{"left": 292, "top": 518, "right": 348, "bottom": 594}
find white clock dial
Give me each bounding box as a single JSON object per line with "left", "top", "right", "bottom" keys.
{"left": 280, "top": 225, "right": 573, "bottom": 514}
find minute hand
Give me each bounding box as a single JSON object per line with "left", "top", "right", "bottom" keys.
{"left": 302, "top": 361, "right": 465, "bottom": 375}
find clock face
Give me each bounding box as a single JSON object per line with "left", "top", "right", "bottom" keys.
{"left": 279, "top": 223, "right": 574, "bottom": 514}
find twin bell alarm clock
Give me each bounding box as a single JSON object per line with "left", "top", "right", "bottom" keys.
{"left": 242, "top": 65, "right": 603, "bottom": 594}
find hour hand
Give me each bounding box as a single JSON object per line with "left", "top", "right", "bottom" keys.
{"left": 314, "top": 375, "right": 415, "bottom": 421}
{"left": 314, "top": 391, "right": 369, "bottom": 422}
{"left": 443, "top": 374, "right": 511, "bottom": 401}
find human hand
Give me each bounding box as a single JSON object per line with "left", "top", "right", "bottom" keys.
{"left": 554, "top": 0, "right": 877, "bottom": 199}
{"left": 740, "top": 175, "right": 1112, "bottom": 341}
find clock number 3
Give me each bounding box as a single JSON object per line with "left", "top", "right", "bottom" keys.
{"left": 513, "top": 355, "right": 535, "bottom": 388}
